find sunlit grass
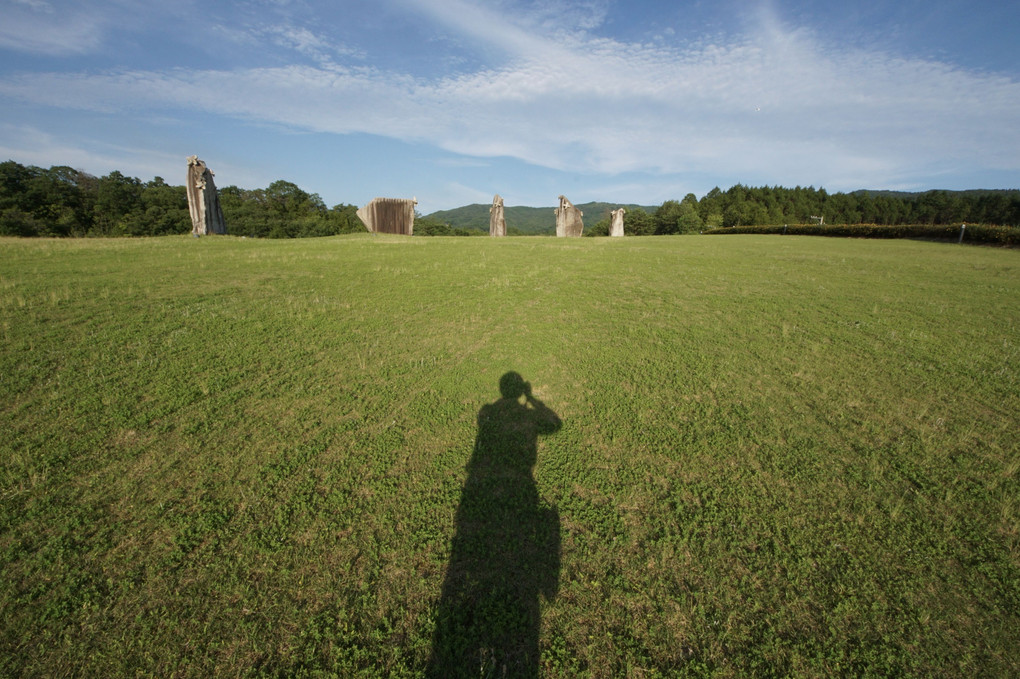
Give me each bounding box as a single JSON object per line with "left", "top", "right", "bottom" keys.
{"left": 1, "top": 233, "right": 1018, "bottom": 676}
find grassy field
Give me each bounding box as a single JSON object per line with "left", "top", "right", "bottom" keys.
{"left": 1, "top": 233, "right": 1017, "bottom": 677}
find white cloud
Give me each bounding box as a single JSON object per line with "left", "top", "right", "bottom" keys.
{"left": 1, "top": 4, "right": 1018, "bottom": 192}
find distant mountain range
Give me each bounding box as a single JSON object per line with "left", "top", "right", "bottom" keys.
{"left": 425, "top": 202, "right": 658, "bottom": 235}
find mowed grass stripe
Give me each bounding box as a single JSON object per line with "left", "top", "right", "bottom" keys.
{"left": 0, "top": 234, "right": 1017, "bottom": 676}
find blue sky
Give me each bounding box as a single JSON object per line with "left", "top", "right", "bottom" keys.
{"left": 1, "top": 0, "right": 1018, "bottom": 212}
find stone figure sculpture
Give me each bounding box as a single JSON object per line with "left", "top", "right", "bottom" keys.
{"left": 610, "top": 208, "right": 626, "bottom": 237}
{"left": 489, "top": 194, "right": 507, "bottom": 237}
{"left": 554, "top": 195, "right": 584, "bottom": 237}
{"left": 357, "top": 197, "right": 417, "bottom": 235}
{"left": 186, "top": 156, "right": 226, "bottom": 236}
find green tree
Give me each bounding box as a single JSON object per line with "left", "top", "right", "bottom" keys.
{"left": 698, "top": 187, "right": 724, "bottom": 227}
{"left": 676, "top": 193, "right": 703, "bottom": 233}
{"left": 0, "top": 160, "right": 34, "bottom": 213}
{"left": 625, "top": 207, "right": 655, "bottom": 235}
{"left": 0, "top": 209, "right": 40, "bottom": 236}
{"left": 219, "top": 186, "right": 267, "bottom": 237}
{"left": 915, "top": 191, "right": 952, "bottom": 225}
{"left": 37, "top": 166, "right": 93, "bottom": 236}
{"left": 584, "top": 217, "right": 610, "bottom": 237}
{"left": 328, "top": 203, "right": 367, "bottom": 234}
{"left": 654, "top": 200, "right": 683, "bottom": 234}
{"left": 138, "top": 177, "right": 189, "bottom": 235}
{"left": 94, "top": 171, "right": 143, "bottom": 235}
{"left": 414, "top": 216, "right": 453, "bottom": 236}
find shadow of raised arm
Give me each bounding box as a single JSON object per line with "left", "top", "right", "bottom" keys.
{"left": 427, "top": 372, "right": 562, "bottom": 678}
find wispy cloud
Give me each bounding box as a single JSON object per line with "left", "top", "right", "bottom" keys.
{"left": 0, "top": 123, "right": 274, "bottom": 188}
{"left": 432, "top": 157, "right": 491, "bottom": 168}
{"left": 2, "top": 2, "right": 1018, "bottom": 192}
{"left": 257, "top": 25, "right": 364, "bottom": 65}
{"left": 0, "top": 1, "right": 105, "bottom": 55}
{"left": 11, "top": 0, "right": 53, "bottom": 10}
{"left": 432, "top": 181, "right": 497, "bottom": 209}
{"left": 0, "top": 124, "right": 184, "bottom": 178}
{"left": 527, "top": 0, "right": 611, "bottom": 32}
{"left": 394, "top": 0, "right": 555, "bottom": 60}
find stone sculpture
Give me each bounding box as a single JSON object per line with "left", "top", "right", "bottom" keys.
{"left": 554, "top": 195, "right": 584, "bottom": 237}
{"left": 610, "top": 208, "right": 626, "bottom": 237}
{"left": 489, "top": 194, "right": 507, "bottom": 237}
{"left": 186, "top": 156, "right": 226, "bottom": 236}
{"left": 356, "top": 197, "right": 417, "bottom": 235}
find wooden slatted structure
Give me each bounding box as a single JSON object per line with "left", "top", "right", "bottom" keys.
{"left": 357, "top": 197, "right": 417, "bottom": 235}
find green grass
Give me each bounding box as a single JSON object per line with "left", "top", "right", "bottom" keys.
{"left": 1, "top": 233, "right": 1018, "bottom": 677}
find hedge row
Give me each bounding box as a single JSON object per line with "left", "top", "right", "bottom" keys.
{"left": 703, "top": 223, "right": 1020, "bottom": 246}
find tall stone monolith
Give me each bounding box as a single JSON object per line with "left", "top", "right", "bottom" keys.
{"left": 554, "top": 195, "right": 584, "bottom": 237}
{"left": 357, "top": 197, "right": 417, "bottom": 235}
{"left": 610, "top": 208, "right": 626, "bottom": 237}
{"left": 186, "top": 156, "right": 226, "bottom": 236}
{"left": 490, "top": 194, "right": 507, "bottom": 237}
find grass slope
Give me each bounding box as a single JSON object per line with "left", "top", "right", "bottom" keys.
{"left": 1, "top": 234, "right": 1018, "bottom": 677}
{"left": 426, "top": 202, "right": 657, "bottom": 234}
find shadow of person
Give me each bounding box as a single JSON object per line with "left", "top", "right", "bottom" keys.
{"left": 427, "top": 372, "right": 562, "bottom": 678}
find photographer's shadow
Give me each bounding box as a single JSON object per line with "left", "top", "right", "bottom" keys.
{"left": 427, "top": 372, "right": 562, "bottom": 678}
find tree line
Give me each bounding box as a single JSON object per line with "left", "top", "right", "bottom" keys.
{"left": 586, "top": 186, "right": 1020, "bottom": 236}
{"left": 0, "top": 160, "right": 363, "bottom": 238}
{"left": 2, "top": 159, "right": 1018, "bottom": 238}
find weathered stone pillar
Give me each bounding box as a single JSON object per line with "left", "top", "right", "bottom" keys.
{"left": 186, "top": 156, "right": 226, "bottom": 236}
{"left": 610, "top": 208, "right": 626, "bottom": 237}
{"left": 554, "top": 195, "right": 584, "bottom": 237}
{"left": 489, "top": 194, "right": 507, "bottom": 237}
{"left": 356, "top": 197, "right": 417, "bottom": 235}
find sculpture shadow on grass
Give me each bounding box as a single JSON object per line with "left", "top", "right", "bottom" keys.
{"left": 427, "top": 372, "right": 562, "bottom": 678}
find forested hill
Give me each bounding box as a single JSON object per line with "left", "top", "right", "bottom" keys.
{"left": 426, "top": 202, "right": 658, "bottom": 235}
